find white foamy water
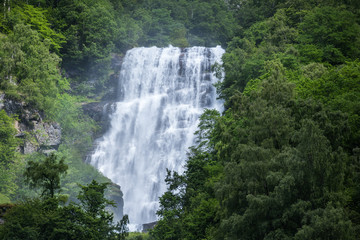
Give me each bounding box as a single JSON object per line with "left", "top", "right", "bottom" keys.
{"left": 90, "top": 46, "right": 224, "bottom": 229}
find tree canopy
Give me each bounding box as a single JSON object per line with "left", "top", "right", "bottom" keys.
{"left": 0, "top": 157, "right": 129, "bottom": 240}
{"left": 24, "top": 153, "right": 68, "bottom": 198}
{"left": 0, "top": 0, "right": 359, "bottom": 239}
{"left": 150, "top": 1, "right": 360, "bottom": 239}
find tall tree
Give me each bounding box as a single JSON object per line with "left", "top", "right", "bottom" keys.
{"left": 0, "top": 110, "right": 20, "bottom": 201}
{"left": 24, "top": 153, "right": 68, "bottom": 198}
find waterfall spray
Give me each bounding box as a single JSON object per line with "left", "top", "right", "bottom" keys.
{"left": 90, "top": 46, "right": 224, "bottom": 230}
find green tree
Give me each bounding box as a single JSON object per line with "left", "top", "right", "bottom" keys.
{"left": 294, "top": 205, "right": 355, "bottom": 240}
{"left": 24, "top": 153, "right": 68, "bottom": 198}
{"left": 298, "top": 6, "right": 360, "bottom": 63}
{"left": 0, "top": 110, "right": 17, "bottom": 173}
{"left": 1, "top": 174, "right": 127, "bottom": 239}
{"left": 212, "top": 63, "right": 354, "bottom": 239}
{"left": 293, "top": 61, "right": 360, "bottom": 150}
{"left": 77, "top": 180, "right": 114, "bottom": 217}
{"left": 53, "top": 0, "right": 119, "bottom": 93}
{"left": 0, "top": 110, "right": 21, "bottom": 201}
{"left": 0, "top": 23, "right": 65, "bottom": 112}
{"left": 151, "top": 170, "right": 185, "bottom": 240}
{"left": 154, "top": 58, "right": 357, "bottom": 239}
{"left": 0, "top": 182, "right": 128, "bottom": 240}
{"left": 12, "top": 4, "right": 66, "bottom": 54}
{"left": 77, "top": 180, "right": 131, "bottom": 240}
{"left": 0, "top": 198, "right": 58, "bottom": 240}
{"left": 117, "top": 214, "right": 129, "bottom": 240}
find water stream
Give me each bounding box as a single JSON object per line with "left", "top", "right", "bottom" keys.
{"left": 90, "top": 46, "right": 224, "bottom": 229}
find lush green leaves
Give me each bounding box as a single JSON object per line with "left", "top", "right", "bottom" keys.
{"left": 298, "top": 6, "right": 360, "bottom": 63}
{"left": 78, "top": 180, "right": 114, "bottom": 217}
{"left": 0, "top": 180, "right": 129, "bottom": 240}
{"left": 1, "top": 0, "right": 359, "bottom": 239}
{"left": 0, "top": 110, "right": 22, "bottom": 200}
{"left": 12, "top": 4, "right": 66, "bottom": 54}
{"left": 0, "top": 23, "right": 64, "bottom": 111}
{"left": 24, "top": 153, "right": 68, "bottom": 198}
{"left": 153, "top": 50, "right": 359, "bottom": 239}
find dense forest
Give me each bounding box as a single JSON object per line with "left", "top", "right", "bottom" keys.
{"left": 0, "top": 0, "right": 360, "bottom": 239}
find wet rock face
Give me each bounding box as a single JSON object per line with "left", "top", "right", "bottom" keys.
{"left": 142, "top": 221, "right": 157, "bottom": 233}
{"left": 0, "top": 95, "right": 61, "bottom": 154}
{"left": 82, "top": 101, "right": 115, "bottom": 138}
{"left": 34, "top": 122, "right": 61, "bottom": 147}
{"left": 103, "top": 53, "right": 123, "bottom": 101}
{"left": 20, "top": 121, "right": 62, "bottom": 154}
{"left": 82, "top": 102, "right": 107, "bottom": 123}
{"left": 106, "top": 183, "right": 124, "bottom": 222}
{"left": 23, "top": 140, "right": 38, "bottom": 154}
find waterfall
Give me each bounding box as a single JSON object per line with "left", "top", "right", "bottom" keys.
{"left": 90, "top": 46, "right": 224, "bottom": 229}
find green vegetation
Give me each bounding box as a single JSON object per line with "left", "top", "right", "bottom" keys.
{"left": 127, "top": 232, "right": 150, "bottom": 240}
{"left": 24, "top": 153, "right": 68, "bottom": 198}
{"left": 150, "top": 0, "right": 360, "bottom": 239}
{"left": 0, "top": 155, "right": 129, "bottom": 240}
{"left": 0, "top": 110, "right": 22, "bottom": 201}
{"left": 0, "top": 23, "right": 64, "bottom": 112}
{"left": 1, "top": 0, "right": 236, "bottom": 95}
{"left": 0, "top": 0, "right": 359, "bottom": 239}
{"left": 0, "top": 0, "right": 237, "bottom": 205}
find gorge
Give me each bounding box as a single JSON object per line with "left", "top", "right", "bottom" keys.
{"left": 89, "top": 46, "right": 224, "bottom": 229}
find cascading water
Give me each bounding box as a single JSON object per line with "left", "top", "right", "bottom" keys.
{"left": 90, "top": 46, "right": 224, "bottom": 229}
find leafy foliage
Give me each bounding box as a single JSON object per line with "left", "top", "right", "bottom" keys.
{"left": 78, "top": 180, "right": 114, "bottom": 217}
{"left": 12, "top": 4, "right": 66, "bottom": 54}
{"left": 0, "top": 23, "right": 65, "bottom": 112}
{"left": 0, "top": 110, "right": 17, "bottom": 170}
{"left": 152, "top": 1, "right": 360, "bottom": 239}
{"left": 0, "top": 160, "right": 129, "bottom": 240}
{"left": 153, "top": 59, "right": 358, "bottom": 239}
{"left": 0, "top": 110, "right": 22, "bottom": 200}
{"left": 24, "top": 153, "right": 68, "bottom": 198}
{"left": 0, "top": 0, "right": 359, "bottom": 239}
{"left": 298, "top": 6, "right": 360, "bottom": 63}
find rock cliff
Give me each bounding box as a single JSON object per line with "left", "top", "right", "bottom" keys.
{"left": 0, "top": 95, "right": 61, "bottom": 155}
{"left": 81, "top": 53, "right": 123, "bottom": 137}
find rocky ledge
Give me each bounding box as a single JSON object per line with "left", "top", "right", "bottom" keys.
{"left": 0, "top": 94, "right": 61, "bottom": 154}
{"left": 82, "top": 101, "right": 116, "bottom": 138}
{"left": 106, "top": 183, "right": 124, "bottom": 222}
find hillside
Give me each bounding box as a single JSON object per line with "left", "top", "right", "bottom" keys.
{"left": 0, "top": 0, "right": 360, "bottom": 239}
